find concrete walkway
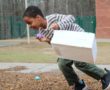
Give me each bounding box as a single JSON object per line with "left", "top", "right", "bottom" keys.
{"left": 97, "top": 39, "right": 110, "bottom": 42}
{"left": 0, "top": 63, "right": 58, "bottom": 73}
{"left": 0, "top": 63, "right": 110, "bottom": 73}
{"left": 0, "top": 40, "right": 22, "bottom": 47}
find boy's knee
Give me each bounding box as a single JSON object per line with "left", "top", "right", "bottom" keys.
{"left": 57, "top": 58, "right": 73, "bottom": 71}
{"left": 58, "top": 59, "right": 66, "bottom": 70}
{"left": 74, "top": 61, "right": 87, "bottom": 68}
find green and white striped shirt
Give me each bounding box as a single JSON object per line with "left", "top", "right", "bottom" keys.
{"left": 39, "top": 14, "right": 84, "bottom": 39}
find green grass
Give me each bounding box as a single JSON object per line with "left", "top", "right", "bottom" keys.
{"left": 0, "top": 41, "right": 110, "bottom": 64}
{"left": 97, "top": 42, "right": 110, "bottom": 46}
{"left": 0, "top": 42, "right": 57, "bottom": 63}
{"left": 0, "top": 51, "right": 57, "bottom": 63}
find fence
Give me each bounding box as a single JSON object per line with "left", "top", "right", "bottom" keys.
{"left": 0, "top": 0, "right": 96, "bottom": 39}
{"left": 0, "top": 16, "right": 37, "bottom": 39}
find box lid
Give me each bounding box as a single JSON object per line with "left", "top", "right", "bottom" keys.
{"left": 51, "top": 30, "right": 95, "bottom": 48}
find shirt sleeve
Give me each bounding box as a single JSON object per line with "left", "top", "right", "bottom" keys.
{"left": 57, "top": 15, "right": 76, "bottom": 30}
{"left": 38, "top": 29, "right": 54, "bottom": 39}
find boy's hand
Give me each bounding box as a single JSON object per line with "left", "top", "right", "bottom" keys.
{"left": 50, "top": 23, "right": 60, "bottom": 30}
{"left": 36, "top": 33, "right": 44, "bottom": 39}
{"left": 38, "top": 37, "right": 50, "bottom": 44}
{"left": 36, "top": 34, "right": 50, "bottom": 43}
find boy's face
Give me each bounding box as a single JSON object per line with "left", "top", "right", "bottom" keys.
{"left": 23, "top": 15, "right": 46, "bottom": 30}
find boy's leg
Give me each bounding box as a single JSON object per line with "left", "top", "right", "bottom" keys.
{"left": 74, "top": 61, "right": 110, "bottom": 90}
{"left": 57, "top": 58, "right": 79, "bottom": 86}
{"left": 73, "top": 60, "right": 107, "bottom": 80}
{"left": 57, "top": 58, "right": 89, "bottom": 90}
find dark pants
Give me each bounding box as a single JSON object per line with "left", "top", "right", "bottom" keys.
{"left": 57, "top": 58, "right": 106, "bottom": 86}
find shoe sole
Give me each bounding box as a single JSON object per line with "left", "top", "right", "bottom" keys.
{"left": 104, "top": 83, "right": 110, "bottom": 90}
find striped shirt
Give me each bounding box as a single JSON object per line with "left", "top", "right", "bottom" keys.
{"left": 39, "top": 14, "right": 85, "bottom": 39}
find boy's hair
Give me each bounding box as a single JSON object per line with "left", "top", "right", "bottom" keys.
{"left": 23, "top": 6, "right": 44, "bottom": 18}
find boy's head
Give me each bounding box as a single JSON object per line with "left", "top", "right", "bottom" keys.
{"left": 23, "top": 6, "right": 47, "bottom": 30}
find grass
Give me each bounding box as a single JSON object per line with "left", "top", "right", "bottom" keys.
{"left": 96, "top": 42, "right": 110, "bottom": 64}
{"left": 0, "top": 52, "right": 57, "bottom": 63}
{"left": 97, "top": 42, "right": 110, "bottom": 46}
{"left": 0, "top": 41, "right": 57, "bottom": 63}
{"left": 0, "top": 40, "right": 110, "bottom": 64}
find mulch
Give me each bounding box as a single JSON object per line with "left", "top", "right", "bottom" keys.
{"left": 0, "top": 67, "right": 102, "bottom": 90}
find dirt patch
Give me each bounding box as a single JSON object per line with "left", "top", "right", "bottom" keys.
{"left": 0, "top": 70, "right": 102, "bottom": 90}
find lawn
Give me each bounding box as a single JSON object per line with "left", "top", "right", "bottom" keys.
{"left": 0, "top": 40, "right": 110, "bottom": 64}
{"left": 0, "top": 40, "right": 57, "bottom": 63}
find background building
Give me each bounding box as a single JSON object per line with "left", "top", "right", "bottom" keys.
{"left": 96, "top": 0, "right": 110, "bottom": 38}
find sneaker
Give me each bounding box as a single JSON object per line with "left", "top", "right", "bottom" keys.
{"left": 101, "top": 68, "right": 110, "bottom": 90}
{"left": 75, "top": 80, "right": 88, "bottom": 90}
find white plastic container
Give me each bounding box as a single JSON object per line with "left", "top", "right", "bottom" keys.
{"left": 51, "top": 30, "right": 97, "bottom": 63}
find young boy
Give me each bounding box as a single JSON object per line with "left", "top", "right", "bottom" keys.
{"left": 23, "top": 6, "right": 110, "bottom": 90}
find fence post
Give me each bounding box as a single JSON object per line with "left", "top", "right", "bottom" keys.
{"left": 25, "top": 0, "right": 30, "bottom": 44}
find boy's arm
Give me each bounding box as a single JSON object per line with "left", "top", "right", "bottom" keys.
{"left": 36, "top": 14, "right": 76, "bottom": 43}
{"left": 47, "top": 14, "right": 75, "bottom": 30}
{"left": 52, "top": 14, "right": 84, "bottom": 32}
{"left": 56, "top": 15, "right": 75, "bottom": 30}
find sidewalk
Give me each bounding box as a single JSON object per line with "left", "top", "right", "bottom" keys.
{"left": 0, "top": 63, "right": 110, "bottom": 73}
{"left": 97, "top": 39, "right": 110, "bottom": 42}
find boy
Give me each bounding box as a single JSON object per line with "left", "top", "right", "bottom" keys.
{"left": 23, "top": 6, "right": 110, "bottom": 90}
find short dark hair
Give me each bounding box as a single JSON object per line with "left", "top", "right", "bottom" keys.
{"left": 23, "top": 6, "right": 44, "bottom": 18}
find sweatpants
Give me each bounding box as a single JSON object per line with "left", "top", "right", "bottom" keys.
{"left": 57, "top": 58, "right": 106, "bottom": 86}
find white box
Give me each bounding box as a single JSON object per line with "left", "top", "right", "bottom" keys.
{"left": 51, "top": 30, "right": 97, "bottom": 63}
